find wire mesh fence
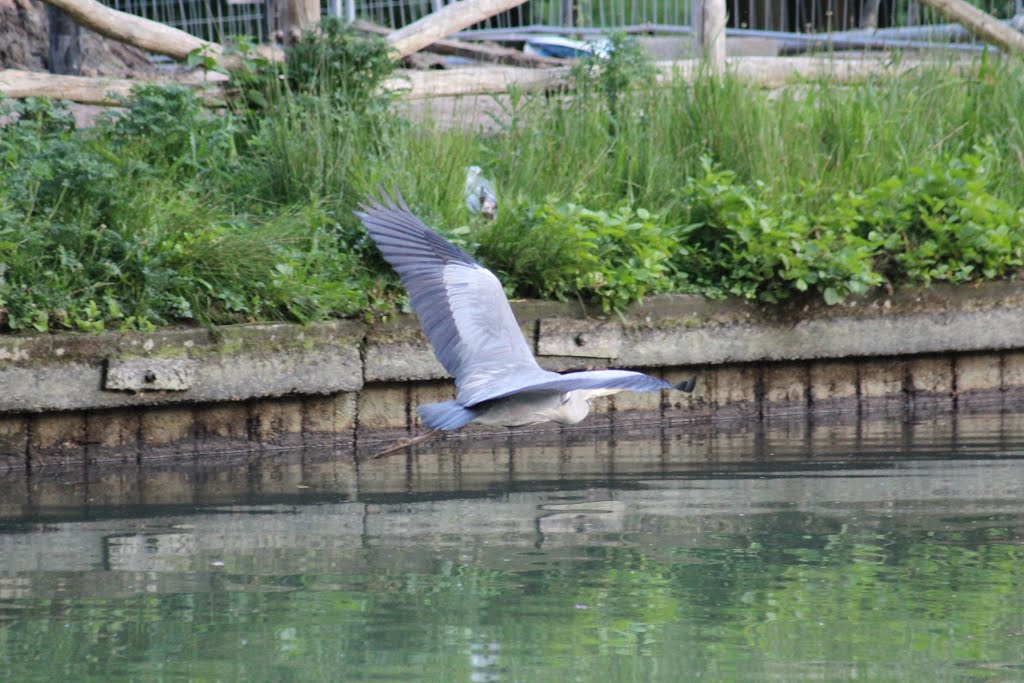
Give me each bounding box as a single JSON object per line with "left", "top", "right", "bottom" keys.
{"left": 102, "top": 0, "right": 269, "bottom": 43}
{"left": 98, "top": 0, "right": 1024, "bottom": 47}
{"left": 355, "top": 0, "right": 694, "bottom": 32}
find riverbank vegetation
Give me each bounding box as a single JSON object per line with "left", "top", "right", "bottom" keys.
{"left": 1, "top": 25, "right": 1022, "bottom": 332}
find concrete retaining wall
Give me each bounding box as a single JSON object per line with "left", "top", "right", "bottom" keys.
{"left": 1, "top": 280, "right": 1022, "bottom": 468}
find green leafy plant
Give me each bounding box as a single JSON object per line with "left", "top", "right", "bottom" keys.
{"left": 4, "top": 58, "right": 1024, "bottom": 333}
{"left": 671, "top": 158, "right": 882, "bottom": 304}
{"left": 285, "top": 18, "right": 396, "bottom": 111}
{"left": 480, "top": 200, "right": 674, "bottom": 312}
{"left": 854, "top": 145, "right": 1024, "bottom": 285}
{"left": 571, "top": 32, "right": 656, "bottom": 120}
{"left": 103, "top": 85, "right": 238, "bottom": 179}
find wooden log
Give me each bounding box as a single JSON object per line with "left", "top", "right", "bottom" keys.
{"left": 403, "top": 51, "right": 449, "bottom": 69}
{"left": 384, "top": 64, "right": 572, "bottom": 98}
{"left": 387, "top": 0, "right": 530, "bottom": 60}
{"left": 36, "top": 0, "right": 220, "bottom": 61}
{"left": 2, "top": 57, "right": 974, "bottom": 106}
{"left": 355, "top": 20, "right": 567, "bottom": 68}
{"left": 383, "top": 56, "right": 974, "bottom": 99}
{"left": 423, "top": 38, "right": 569, "bottom": 67}
{"left": 914, "top": 0, "right": 1024, "bottom": 54}
{"left": 0, "top": 68, "right": 227, "bottom": 105}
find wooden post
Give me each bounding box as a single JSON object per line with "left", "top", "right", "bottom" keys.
{"left": 694, "top": 0, "right": 726, "bottom": 74}
{"left": 387, "top": 0, "right": 530, "bottom": 59}
{"left": 285, "top": 0, "right": 321, "bottom": 42}
{"left": 916, "top": 0, "right": 1024, "bottom": 54}
{"left": 47, "top": 5, "right": 82, "bottom": 75}
{"left": 860, "top": 0, "right": 882, "bottom": 29}
{"left": 268, "top": 0, "right": 321, "bottom": 43}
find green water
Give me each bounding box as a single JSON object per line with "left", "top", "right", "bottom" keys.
{"left": 2, "top": 416, "right": 1024, "bottom": 681}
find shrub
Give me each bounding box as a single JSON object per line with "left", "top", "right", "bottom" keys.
{"left": 670, "top": 148, "right": 1024, "bottom": 306}
{"left": 671, "top": 158, "right": 882, "bottom": 304}
{"left": 0, "top": 90, "right": 380, "bottom": 333}
{"left": 853, "top": 145, "right": 1024, "bottom": 284}
{"left": 571, "top": 32, "right": 656, "bottom": 122}
{"left": 102, "top": 85, "right": 238, "bottom": 179}
{"left": 4, "top": 61, "right": 1024, "bottom": 333}
{"left": 286, "top": 19, "right": 396, "bottom": 110}
{"left": 479, "top": 200, "right": 674, "bottom": 313}
{"left": 0, "top": 97, "right": 119, "bottom": 221}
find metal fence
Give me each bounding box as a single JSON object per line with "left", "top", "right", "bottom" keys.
{"left": 356, "top": 0, "right": 693, "bottom": 32}
{"left": 100, "top": 0, "right": 1024, "bottom": 47}
{"left": 103, "top": 0, "right": 269, "bottom": 43}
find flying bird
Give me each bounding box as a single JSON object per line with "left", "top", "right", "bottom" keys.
{"left": 356, "top": 191, "right": 695, "bottom": 456}
{"left": 464, "top": 165, "right": 498, "bottom": 219}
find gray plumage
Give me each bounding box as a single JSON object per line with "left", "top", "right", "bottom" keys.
{"left": 464, "top": 166, "right": 497, "bottom": 219}
{"left": 355, "top": 191, "right": 694, "bottom": 433}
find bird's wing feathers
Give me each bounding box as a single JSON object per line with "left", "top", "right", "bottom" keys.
{"left": 477, "top": 370, "right": 672, "bottom": 404}
{"left": 356, "top": 192, "right": 549, "bottom": 406}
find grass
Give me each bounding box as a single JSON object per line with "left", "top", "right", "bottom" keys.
{"left": 1, "top": 26, "right": 1022, "bottom": 333}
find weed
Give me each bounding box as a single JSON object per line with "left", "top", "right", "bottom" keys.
{"left": 286, "top": 18, "right": 396, "bottom": 111}
{"left": 481, "top": 200, "right": 676, "bottom": 312}
{"left": 2, "top": 53, "right": 1024, "bottom": 332}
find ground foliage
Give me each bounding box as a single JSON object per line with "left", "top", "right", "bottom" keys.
{"left": 1, "top": 27, "right": 1023, "bottom": 332}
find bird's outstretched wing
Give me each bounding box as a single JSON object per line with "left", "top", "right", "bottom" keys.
{"left": 356, "top": 191, "right": 556, "bottom": 406}
{"left": 474, "top": 369, "right": 674, "bottom": 404}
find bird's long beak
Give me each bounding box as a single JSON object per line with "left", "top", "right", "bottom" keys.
{"left": 675, "top": 376, "right": 697, "bottom": 393}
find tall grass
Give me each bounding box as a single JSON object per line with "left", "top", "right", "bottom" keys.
{"left": 238, "top": 52, "right": 1024, "bottom": 221}
{"left": 432, "top": 56, "right": 1024, "bottom": 218}
{"left": 2, "top": 32, "right": 1023, "bottom": 333}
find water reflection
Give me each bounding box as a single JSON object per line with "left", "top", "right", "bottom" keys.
{"left": 0, "top": 412, "right": 1023, "bottom": 680}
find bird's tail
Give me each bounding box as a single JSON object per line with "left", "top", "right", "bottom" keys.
{"left": 417, "top": 401, "right": 479, "bottom": 430}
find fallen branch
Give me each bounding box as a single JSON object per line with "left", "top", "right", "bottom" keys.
{"left": 387, "top": 0, "right": 531, "bottom": 60}
{"left": 403, "top": 51, "right": 450, "bottom": 69}
{"left": 37, "top": 0, "right": 219, "bottom": 61}
{"left": 355, "top": 20, "right": 567, "bottom": 68}
{"left": 418, "top": 36, "right": 569, "bottom": 67}
{"left": 385, "top": 64, "right": 572, "bottom": 98}
{"left": 384, "top": 55, "right": 976, "bottom": 99}
{"left": 2, "top": 56, "right": 976, "bottom": 106}
{"left": 35, "top": 0, "right": 282, "bottom": 66}
{"left": 914, "top": 0, "right": 1024, "bottom": 54}
{"left": 38, "top": 0, "right": 534, "bottom": 73}
{"left": 0, "top": 68, "right": 227, "bottom": 106}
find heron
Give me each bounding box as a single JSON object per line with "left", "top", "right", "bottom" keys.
{"left": 356, "top": 191, "right": 696, "bottom": 456}
{"left": 464, "top": 166, "right": 498, "bottom": 220}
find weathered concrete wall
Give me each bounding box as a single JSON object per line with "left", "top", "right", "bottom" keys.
{"left": 1, "top": 281, "right": 1022, "bottom": 468}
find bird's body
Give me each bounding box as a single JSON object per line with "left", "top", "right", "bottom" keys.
{"left": 355, "top": 191, "right": 694, "bottom": 443}
{"left": 473, "top": 391, "right": 575, "bottom": 427}
{"left": 464, "top": 166, "right": 498, "bottom": 219}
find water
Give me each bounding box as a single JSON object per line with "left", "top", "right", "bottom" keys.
{"left": 2, "top": 412, "right": 1024, "bottom": 682}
